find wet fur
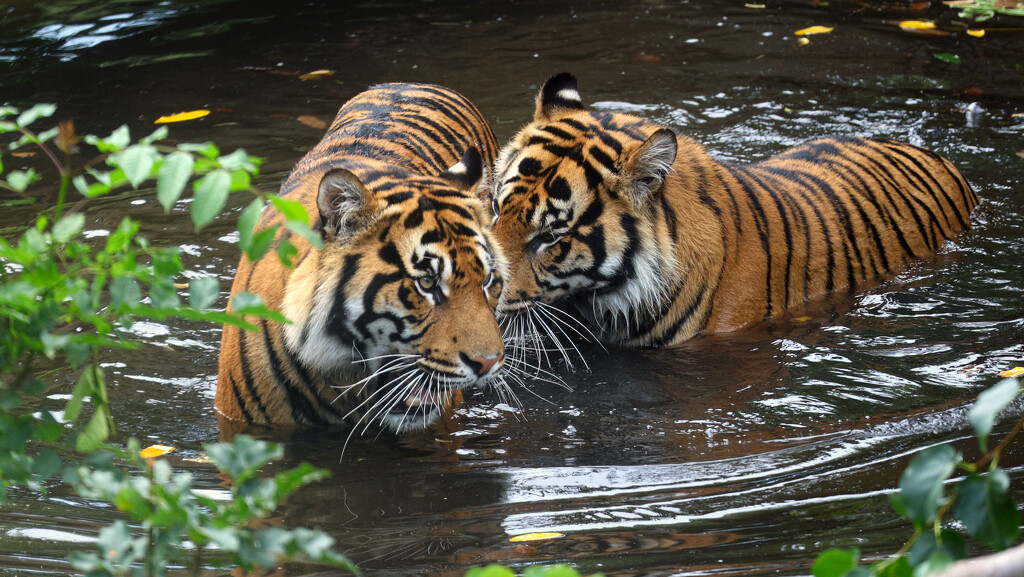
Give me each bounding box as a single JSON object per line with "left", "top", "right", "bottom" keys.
{"left": 490, "top": 73, "right": 979, "bottom": 347}
{"left": 216, "top": 83, "right": 507, "bottom": 434}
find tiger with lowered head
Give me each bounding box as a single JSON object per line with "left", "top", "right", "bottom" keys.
{"left": 216, "top": 82, "right": 507, "bottom": 436}
{"left": 490, "top": 73, "right": 978, "bottom": 349}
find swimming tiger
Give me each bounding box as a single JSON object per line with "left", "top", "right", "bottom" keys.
{"left": 216, "top": 82, "right": 507, "bottom": 435}
{"left": 489, "top": 73, "right": 978, "bottom": 348}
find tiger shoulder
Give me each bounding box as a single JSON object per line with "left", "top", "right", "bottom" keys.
{"left": 489, "top": 73, "right": 978, "bottom": 347}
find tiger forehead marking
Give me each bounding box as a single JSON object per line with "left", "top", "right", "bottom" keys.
{"left": 491, "top": 73, "right": 978, "bottom": 351}
{"left": 216, "top": 82, "right": 507, "bottom": 437}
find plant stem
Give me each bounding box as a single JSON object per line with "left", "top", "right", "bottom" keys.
{"left": 975, "top": 412, "right": 1024, "bottom": 471}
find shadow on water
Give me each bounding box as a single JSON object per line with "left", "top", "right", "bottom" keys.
{"left": 1, "top": 0, "right": 1024, "bottom": 575}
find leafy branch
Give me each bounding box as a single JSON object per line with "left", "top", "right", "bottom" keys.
{"left": 813, "top": 376, "right": 1023, "bottom": 577}
{"left": 0, "top": 103, "right": 353, "bottom": 575}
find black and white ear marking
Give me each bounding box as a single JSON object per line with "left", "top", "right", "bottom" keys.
{"left": 440, "top": 146, "right": 483, "bottom": 191}
{"left": 317, "top": 168, "right": 374, "bottom": 239}
{"left": 626, "top": 128, "right": 678, "bottom": 203}
{"left": 536, "top": 72, "right": 585, "bottom": 121}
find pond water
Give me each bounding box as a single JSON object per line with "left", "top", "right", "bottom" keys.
{"left": 2, "top": 1, "right": 1023, "bottom": 575}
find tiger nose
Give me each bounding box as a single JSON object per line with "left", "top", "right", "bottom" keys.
{"left": 463, "top": 352, "right": 504, "bottom": 376}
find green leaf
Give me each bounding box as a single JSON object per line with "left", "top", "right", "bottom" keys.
{"left": 908, "top": 530, "right": 966, "bottom": 570}
{"left": 36, "top": 127, "right": 58, "bottom": 144}
{"left": 111, "top": 144, "right": 158, "bottom": 189}
{"left": 96, "top": 520, "right": 133, "bottom": 564}
{"left": 0, "top": 120, "right": 17, "bottom": 134}
{"left": 156, "top": 151, "right": 194, "bottom": 213}
{"left": 218, "top": 148, "right": 259, "bottom": 173}
{"left": 199, "top": 525, "right": 242, "bottom": 552}
{"left": 52, "top": 213, "right": 85, "bottom": 243}
{"left": 189, "top": 276, "right": 220, "bottom": 310}
{"left": 237, "top": 198, "right": 264, "bottom": 252}
{"left": 140, "top": 125, "right": 169, "bottom": 144}
{"left": 269, "top": 196, "right": 310, "bottom": 223}
{"left": 179, "top": 141, "right": 220, "bottom": 160}
{"left": 65, "top": 366, "right": 99, "bottom": 423}
{"left": 934, "top": 53, "right": 961, "bottom": 64}
{"left": 277, "top": 238, "right": 298, "bottom": 267}
{"left": 870, "top": 562, "right": 903, "bottom": 577}
{"left": 86, "top": 125, "right": 131, "bottom": 153}
{"left": 76, "top": 405, "right": 111, "bottom": 453}
{"left": 7, "top": 168, "right": 40, "bottom": 193}
{"left": 968, "top": 378, "right": 1020, "bottom": 452}
{"left": 523, "top": 565, "right": 585, "bottom": 577}
{"left": 114, "top": 486, "right": 152, "bottom": 520}
{"left": 16, "top": 103, "right": 57, "bottom": 127}
{"left": 812, "top": 548, "right": 860, "bottom": 577}
{"left": 204, "top": 435, "right": 282, "bottom": 482}
{"left": 31, "top": 448, "right": 63, "bottom": 480}
{"left": 191, "top": 169, "right": 231, "bottom": 231}
{"left": 110, "top": 276, "right": 142, "bottom": 311}
{"left": 285, "top": 220, "right": 324, "bottom": 250}
{"left": 898, "top": 444, "right": 958, "bottom": 529}
{"left": 466, "top": 566, "right": 516, "bottom": 577}
{"left": 954, "top": 469, "right": 1020, "bottom": 550}
{"left": 247, "top": 227, "right": 277, "bottom": 263}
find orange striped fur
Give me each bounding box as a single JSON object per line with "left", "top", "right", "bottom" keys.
{"left": 216, "top": 83, "right": 506, "bottom": 434}
{"left": 490, "top": 74, "right": 978, "bottom": 347}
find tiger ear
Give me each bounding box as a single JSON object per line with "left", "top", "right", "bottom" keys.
{"left": 621, "top": 128, "right": 678, "bottom": 204}
{"left": 535, "top": 72, "right": 585, "bottom": 122}
{"left": 440, "top": 146, "right": 484, "bottom": 192}
{"left": 317, "top": 168, "right": 375, "bottom": 240}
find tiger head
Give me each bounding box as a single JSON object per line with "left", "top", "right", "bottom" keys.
{"left": 281, "top": 148, "right": 506, "bottom": 433}
{"left": 489, "top": 73, "right": 680, "bottom": 344}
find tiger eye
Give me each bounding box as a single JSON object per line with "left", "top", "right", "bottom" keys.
{"left": 417, "top": 275, "right": 438, "bottom": 291}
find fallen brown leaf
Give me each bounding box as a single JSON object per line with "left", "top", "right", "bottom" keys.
{"left": 297, "top": 115, "right": 328, "bottom": 129}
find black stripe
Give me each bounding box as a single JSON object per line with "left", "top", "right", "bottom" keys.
{"left": 744, "top": 168, "right": 796, "bottom": 308}
{"left": 262, "top": 318, "right": 329, "bottom": 426}
{"left": 226, "top": 372, "right": 254, "bottom": 424}
{"left": 725, "top": 166, "right": 773, "bottom": 319}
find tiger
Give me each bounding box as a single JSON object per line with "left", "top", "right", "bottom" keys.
{"left": 216, "top": 82, "right": 508, "bottom": 436}
{"left": 489, "top": 73, "right": 979, "bottom": 348}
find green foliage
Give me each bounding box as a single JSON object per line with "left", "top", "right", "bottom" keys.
{"left": 947, "top": 0, "right": 1024, "bottom": 21}
{"left": 813, "top": 376, "right": 1023, "bottom": 576}
{"left": 66, "top": 436, "right": 358, "bottom": 576}
{"left": 465, "top": 564, "right": 601, "bottom": 577}
{"left": 0, "top": 104, "right": 352, "bottom": 575}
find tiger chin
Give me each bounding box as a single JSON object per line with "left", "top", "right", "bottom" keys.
{"left": 216, "top": 83, "right": 506, "bottom": 437}
{"left": 489, "top": 73, "right": 979, "bottom": 349}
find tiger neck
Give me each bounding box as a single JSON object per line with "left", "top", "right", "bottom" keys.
{"left": 578, "top": 136, "right": 728, "bottom": 346}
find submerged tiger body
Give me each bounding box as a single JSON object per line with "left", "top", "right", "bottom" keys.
{"left": 216, "top": 82, "right": 506, "bottom": 434}
{"left": 491, "top": 73, "right": 979, "bottom": 348}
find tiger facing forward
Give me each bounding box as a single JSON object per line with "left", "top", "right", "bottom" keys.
{"left": 490, "top": 73, "right": 978, "bottom": 348}
{"left": 216, "top": 83, "right": 506, "bottom": 434}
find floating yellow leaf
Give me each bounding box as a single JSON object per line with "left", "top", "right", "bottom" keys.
{"left": 967, "top": 29, "right": 985, "bottom": 37}
{"left": 745, "top": 3, "right": 766, "bottom": 8}
{"left": 899, "top": 20, "right": 936, "bottom": 30}
{"left": 1000, "top": 367, "right": 1024, "bottom": 378}
{"left": 154, "top": 110, "right": 210, "bottom": 124}
{"left": 140, "top": 444, "right": 176, "bottom": 459}
{"left": 797, "top": 37, "right": 811, "bottom": 46}
{"left": 509, "top": 532, "right": 565, "bottom": 542}
{"left": 794, "top": 26, "right": 834, "bottom": 36}
{"left": 299, "top": 69, "right": 336, "bottom": 80}
{"left": 794, "top": 316, "right": 812, "bottom": 322}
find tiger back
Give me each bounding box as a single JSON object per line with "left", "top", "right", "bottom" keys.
{"left": 216, "top": 83, "right": 506, "bottom": 435}
{"left": 490, "top": 73, "right": 978, "bottom": 347}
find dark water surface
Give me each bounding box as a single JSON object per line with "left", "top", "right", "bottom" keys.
{"left": 2, "top": 1, "right": 1023, "bottom": 575}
